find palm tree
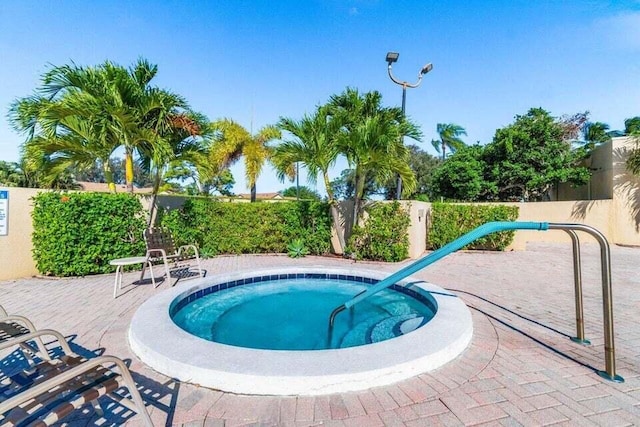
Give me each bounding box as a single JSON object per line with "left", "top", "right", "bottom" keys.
{"left": 582, "top": 121, "right": 610, "bottom": 149}
{"left": 431, "top": 123, "right": 467, "bottom": 161}
{"left": 625, "top": 117, "right": 640, "bottom": 135}
{"left": 9, "top": 82, "right": 120, "bottom": 191}
{"left": 328, "top": 88, "right": 421, "bottom": 232}
{"left": 10, "top": 59, "right": 195, "bottom": 195}
{"left": 274, "top": 105, "right": 346, "bottom": 251}
{"left": 208, "top": 119, "right": 281, "bottom": 202}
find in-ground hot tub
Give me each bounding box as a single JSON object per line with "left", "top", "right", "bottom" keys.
{"left": 129, "top": 267, "right": 473, "bottom": 395}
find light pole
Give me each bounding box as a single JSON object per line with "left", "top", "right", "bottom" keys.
{"left": 386, "top": 51, "right": 433, "bottom": 200}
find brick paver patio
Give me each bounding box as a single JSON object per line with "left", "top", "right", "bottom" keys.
{"left": 1, "top": 242, "right": 639, "bottom": 426}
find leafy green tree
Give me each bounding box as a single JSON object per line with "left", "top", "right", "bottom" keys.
{"left": 431, "top": 123, "right": 467, "bottom": 161}
{"left": 484, "top": 108, "right": 590, "bottom": 201}
{"left": 432, "top": 145, "right": 491, "bottom": 201}
{"left": 280, "top": 185, "right": 321, "bottom": 200}
{"left": 383, "top": 145, "right": 441, "bottom": 200}
{"left": 330, "top": 168, "right": 381, "bottom": 201}
{"left": 0, "top": 161, "right": 27, "bottom": 187}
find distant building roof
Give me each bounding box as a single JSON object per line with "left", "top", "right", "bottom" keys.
{"left": 236, "top": 192, "right": 284, "bottom": 200}
{"left": 76, "top": 181, "right": 153, "bottom": 194}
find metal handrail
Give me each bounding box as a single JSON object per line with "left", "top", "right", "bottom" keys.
{"left": 328, "top": 221, "right": 624, "bottom": 383}
{"left": 547, "top": 223, "right": 623, "bottom": 382}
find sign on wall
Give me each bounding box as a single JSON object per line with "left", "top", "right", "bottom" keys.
{"left": 0, "top": 190, "right": 8, "bottom": 236}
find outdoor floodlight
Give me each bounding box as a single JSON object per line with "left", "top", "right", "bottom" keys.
{"left": 420, "top": 63, "right": 433, "bottom": 75}
{"left": 386, "top": 52, "right": 399, "bottom": 64}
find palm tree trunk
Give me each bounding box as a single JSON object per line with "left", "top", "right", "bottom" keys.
{"left": 125, "top": 148, "right": 135, "bottom": 194}
{"left": 103, "top": 161, "right": 116, "bottom": 193}
{"left": 323, "top": 172, "right": 346, "bottom": 253}
{"left": 442, "top": 144, "right": 446, "bottom": 161}
{"left": 147, "top": 169, "right": 162, "bottom": 228}
{"left": 351, "top": 167, "right": 365, "bottom": 239}
{"left": 250, "top": 183, "right": 257, "bottom": 202}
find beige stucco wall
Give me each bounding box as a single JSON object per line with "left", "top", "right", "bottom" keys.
{"left": 0, "top": 187, "right": 41, "bottom": 280}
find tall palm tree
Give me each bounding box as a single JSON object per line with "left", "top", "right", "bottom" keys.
{"left": 431, "top": 123, "right": 467, "bottom": 161}
{"left": 274, "top": 105, "right": 346, "bottom": 251}
{"left": 208, "top": 119, "right": 281, "bottom": 202}
{"left": 328, "top": 88, "right": 421, "bottom": 232}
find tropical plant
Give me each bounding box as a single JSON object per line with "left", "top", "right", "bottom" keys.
{"left": 431, "top": 123, "right": 467, "bottom": 161}
{"left": 9, "top": 59, "right": 198, "bottom": 196}
{"left": 207, "top": 119, "right": 281, "bottom": 202}
{"left": 623, "top": 117, "right": 640, "bottom": 136}
{"left": 287, "top": 239, "right": 309, "bottom": 258}
{"left": 274, "top": 105, "right": 346, "bottom": 251}
{"left": 328, "top": 88, "right": 421, "bottom": 232}
{"left": 582, "top": 121, "right": 611, "bottom": 149}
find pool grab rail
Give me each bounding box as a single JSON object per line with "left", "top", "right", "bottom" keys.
{"left": 328, "top": 221, "right": 624, "bottom": 383}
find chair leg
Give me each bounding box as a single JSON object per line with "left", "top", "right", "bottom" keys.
{"left": 91, "top": 398, "right": 104, "bottom": 417}
{"left": 113, "top": 265, "right": 122, "bottom": 299}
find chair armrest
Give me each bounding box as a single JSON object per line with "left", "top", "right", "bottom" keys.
{"left": 0, "top": 329, "right": 72, "bottom": 356}
{"left": 146, "top": 248, "right": 168, "bottom": 259}
{"left": 177, "top": 244, "right": 200, "bottom": 258}
{"left": 1, "top": 314, "right": 38, "bottom": 333}
{"left": 0, "top": 354, "right": 134, "bottom": 416}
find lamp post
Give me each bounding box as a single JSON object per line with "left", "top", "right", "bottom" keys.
{"left": 386, "top": 51, "right": 433, "bottom": 200}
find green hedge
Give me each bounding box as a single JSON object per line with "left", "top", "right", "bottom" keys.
{"left": 31, "top": 192, "right": 146, "bottom": 276}
{"left": 429, "top": 203, "right": 519, "bottom": 250}
{"left": 160, "top": 199, "right": 332, "bottom": 256}
{"left": 346, "top": 201, "right": 411, "bottom": 262}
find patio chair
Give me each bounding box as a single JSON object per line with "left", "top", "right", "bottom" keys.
{"left": 143, "top": 227, "right": 203, "bottom": 282}
{"left": 0, "top": 305, "right": 50, "bottom": 365}
{"left": 0, "top": 328, "right": 153, "bottom": 426}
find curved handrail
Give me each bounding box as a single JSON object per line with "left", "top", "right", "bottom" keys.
{"left": 329, "top": 221, "right": 548, "bottom": 326}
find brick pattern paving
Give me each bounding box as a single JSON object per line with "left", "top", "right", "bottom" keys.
{"left": 0, "top": 242, "right": 639, "bottom": 426}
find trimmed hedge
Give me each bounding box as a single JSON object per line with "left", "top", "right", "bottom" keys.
{"left": 31, "top": 192, "right": 146, "bottom": 276}
{"left": 160, "top": 199, "right": 332, "bottom": 256}
{"left": 429, "top": 203, "right": 519, "bottom": 250}
{"left": 347, "top": 201, "right": 411, "bottom": 262}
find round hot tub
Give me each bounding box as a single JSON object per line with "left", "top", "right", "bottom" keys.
{"left": 129, "top": 267, "right": 472, "bottom": 395}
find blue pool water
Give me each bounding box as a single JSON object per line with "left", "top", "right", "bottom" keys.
{"left": 171, "top": 277, "right": 436, "bottom": 350}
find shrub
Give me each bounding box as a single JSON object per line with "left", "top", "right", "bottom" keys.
{"left": 31, "top": 192, "right": 146, "bottom": 276}
{"left": 160, "top": 199, "right": 332, "bottom": 256}
{"left": 347, "top": 201, "right": 410, "bottom": 262}
{"left": 428, "top": 203, "right": 519, "bottom": 250}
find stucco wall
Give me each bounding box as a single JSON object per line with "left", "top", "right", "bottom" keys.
{"left": 0, "top": 187, "right": 41, "bottom": 280}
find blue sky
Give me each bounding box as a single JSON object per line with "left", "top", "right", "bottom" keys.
{"left": 1, "top": 1, "right": 639, "bottom": 195}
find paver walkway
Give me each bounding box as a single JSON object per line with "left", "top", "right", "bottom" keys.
{"left": 0, "top": 242, "right": 639, "bottom": 426}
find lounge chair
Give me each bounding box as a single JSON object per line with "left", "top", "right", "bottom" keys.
{"left": 0, "top": 329, "right": 153, "bottom": 426}
{"left": 143, "top": 227, "right": 203, "bottom": 282}
{"left": 0, "top": 305, "right": 50, "bottom": 364}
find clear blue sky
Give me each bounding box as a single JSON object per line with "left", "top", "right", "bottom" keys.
{"left": 1, "top": 1, "right": 639, "bottom": 195}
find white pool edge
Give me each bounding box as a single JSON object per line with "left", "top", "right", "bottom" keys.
{"left": 129, "top": 267, "right": 473, "bottom": 396}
